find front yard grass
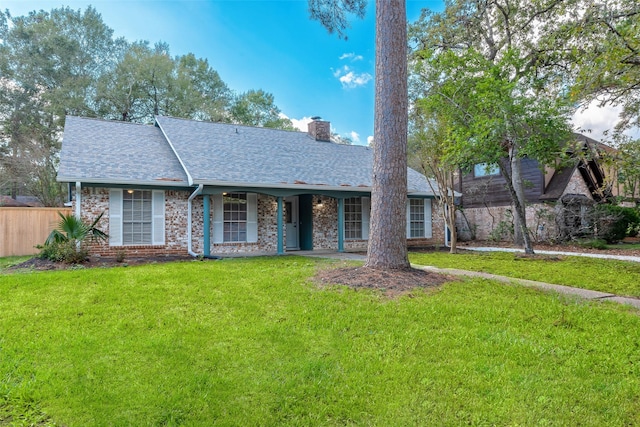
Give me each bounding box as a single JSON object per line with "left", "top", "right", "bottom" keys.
{"left": 410, "top": 250, "right": 640, "bottom": 298}
{"left": 1, "top": 256, "right": 639, "bottom": 426}
{"left": 0, "top": 256, "right": 30, "bottom": 271}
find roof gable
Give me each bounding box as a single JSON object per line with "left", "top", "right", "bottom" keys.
{"left": 58, "top": 116, "right": 189, "bottom": 186}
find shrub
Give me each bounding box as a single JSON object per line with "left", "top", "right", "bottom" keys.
{"left": 38, "top": 212, "right": 107, "bottom": 263}
{"left": 37, "top": 240, "right": 89, "bottom": 263}
{"left": 575, "top": 238, "right": 608, "bottom": 250}
{"left": 595, "top": 205, "right": 640, "bottom": 243}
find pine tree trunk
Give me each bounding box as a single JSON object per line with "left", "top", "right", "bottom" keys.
{"left": 365, "top": 0, "right": 410, "bottom": 270}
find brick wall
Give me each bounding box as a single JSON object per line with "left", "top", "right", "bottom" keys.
{"left": 80, "top": 188, "right": 190, "bottom": 258}
{"left": 77, "top": 187, "right": 445, "bottom": 257}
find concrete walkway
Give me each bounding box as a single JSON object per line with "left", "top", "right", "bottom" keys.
{"left": 464, "top": 246, "right": 640, "bottom": 263}
{"left": 300, "top": 250, "right": 640, "bottom": 310}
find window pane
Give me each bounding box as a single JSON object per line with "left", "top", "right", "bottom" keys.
{"left": 122, "top": 190, "right": 153, "bottom": 245}
{"left": 223, "top": 193, "right": 248, "bottom": 242}
{"left": 344, "top": 197, "right": 362, "bottom": 240}
{"left": 474, "top": 163, "right": 499, "bottom": 177}
{"left": 409, "top": 199, "right": 425, "bottom": 238}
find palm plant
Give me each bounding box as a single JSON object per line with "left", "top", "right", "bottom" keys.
{"left": 45, "top": 212, "right": 108, "bottom": 245}
{"left": 40, "top": 212, "right": 108, "bottom": 263}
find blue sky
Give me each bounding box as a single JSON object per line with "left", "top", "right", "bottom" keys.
{"left": 4, "top": 0, "right": 631, "bottom": 144}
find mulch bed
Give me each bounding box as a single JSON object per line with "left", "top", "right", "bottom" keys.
{"left": 6, "top": 255, "right": 193, "bottom": 272}
{"left": 314, "top": 265, "right": 454, "bottom": 297}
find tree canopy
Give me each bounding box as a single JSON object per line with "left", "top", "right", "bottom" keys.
{"left": 409, "top": 0, "right": 577, "bottom": 253}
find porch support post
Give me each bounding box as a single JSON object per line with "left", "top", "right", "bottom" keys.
{"left": 203, "top": 195, "right": 211, "bottom": 256}
{"left": 337, "top": 197, "right": 344, "bottom": 253}
{"left": 277, "top": 196, "right": 284, "bottom": 255}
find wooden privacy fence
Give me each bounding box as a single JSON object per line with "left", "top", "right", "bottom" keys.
{"left": 0, "top": 207, "right": 72, "bottom": 257}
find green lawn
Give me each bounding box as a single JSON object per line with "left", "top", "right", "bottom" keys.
{"left": 410, "top": 250, "right": 640, "bottom": 298}
{"left": 607, "top": 242, "right": 640, "bottom": 250}
{"left": 0, "top": 256, "right": 30, "bottom": 271}
{"left": 1, "top": 256, "right": 640, "bottom": 426}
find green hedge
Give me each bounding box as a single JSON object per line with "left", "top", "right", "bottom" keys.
{"left": 595, "top": 205, "right": 640, "bottom": 243}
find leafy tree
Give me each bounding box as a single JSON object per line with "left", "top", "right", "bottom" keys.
{"left": 601, "top": 137, "right": 640, "bottom": 202}
{"left": 310, "top": 0, "right": 410, "bottom": 269}
{"left": 569, "top": 2, "right": 640, "bottom": 135}
{"left": 409, "top": 112, "right": 459, "bottom": 253}
{"left": 96, "top": 42, "right": 232, "bottom": 123}
{"left": 171, "top": 53, "right": 230, "bottom": 122}
{"left": 229, "top": 89, "right": 295, "bottom": 129}
{"left": 0, "top": 7, "right": 120, "bottom": 205}
{"left": 410, "top": 0, "right": 575, "bottom": 254}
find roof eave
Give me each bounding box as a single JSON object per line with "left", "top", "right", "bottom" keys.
{"left": 56, "top": 176, "right": 189, "bottom": 187}
{"left": 195, "top": 179, "right": 436, "bottom": 197}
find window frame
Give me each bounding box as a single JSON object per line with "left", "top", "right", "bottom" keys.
{"left": 406, "top": 198, "right": 432, "bottom": 239}
{"left": 222, "top": 192, "right": 248, "bottom": 243}
{"left": 474, "top": 163, "right": 500, "bottom": 178}
{"left": 408, "top": 198, "right": 426, "bottom": 238}
{"left": 344, "top": 197, "right": 363, "bottom": 240}
{"left": 122, "top": 189, "right": 153, "bottom": 245}
{"left": 109, "top": 189, "right": 165, "bottom": 247}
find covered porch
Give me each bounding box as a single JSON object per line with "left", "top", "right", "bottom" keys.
{"left": 189, "top": 185, "right": 372, "bottom": 257}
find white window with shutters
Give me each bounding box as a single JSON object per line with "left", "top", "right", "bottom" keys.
{"left": 406, "top": 198, "right": 432, "bottom": 239}
{"left": 343, "top": 197, "right": 370, "bottom": 240}
{"left": 109, "top": 189, "right": 165, "bottom": 246}
{"left": 212, "top": 192, "right": 258, "bottom": 244}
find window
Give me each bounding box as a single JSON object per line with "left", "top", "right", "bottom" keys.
{"left": 212, "top": 193, "right": 257, "bottom": 244}
{"left": 223, "top": 193, "right": 247, "bottom": 242}
{"left": 344, "top": 197, "right": 362, "bottom": 240}
{"left": 123, "top": 190, "right": 152, "bottom": 244}
{"left": 406, "top": 199, "right": 432, "bottom": 239}
{"left": 474, "top": 163, "right": 500, "bottom": 177}
{"left": 109, "top": 189, "right": 165, "bottom": 246}
{"left": 409, "top": 199, "right": 425, "bottom": 238}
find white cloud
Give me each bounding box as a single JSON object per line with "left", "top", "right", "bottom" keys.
{"left": 278, "top": 113, "right": 316, "bottom": 133}
{"left": 367, "top": 135, "right": 374, "bottom": 146}
{"left": 339, "top": 52, "right": 364, "bottom": 61}
{"left": 349, "top": 131, "right": 360, "bottom": 143}
{"left": 333, "top": 65, "right": 372, "bottom": 89}
{"left": 572, "top": 101, "right": 640, "bottom": 143}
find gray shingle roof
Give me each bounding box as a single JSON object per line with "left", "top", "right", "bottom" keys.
{"left": 59, "top": 115, "right": 437, "bottom": 196}
{"left": 58, "top": 116, "right": 189, "bottom": 186}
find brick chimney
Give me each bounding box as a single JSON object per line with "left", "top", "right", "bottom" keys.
{"left": 308, "top": 118, "right": 331, "bottom": 142}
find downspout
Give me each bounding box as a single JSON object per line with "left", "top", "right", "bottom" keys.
{"left": 75, "top": 182, "right": 82, "bottom": 251}
{"left": 187, "top": 184, "right": 203, "bottom": 257}
{"left": 75, "top": 181, "right": 82, "bottom": 219}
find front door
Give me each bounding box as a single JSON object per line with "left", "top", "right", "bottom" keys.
{"left": 285, "top": 196, "right": 299, "bottom": 250}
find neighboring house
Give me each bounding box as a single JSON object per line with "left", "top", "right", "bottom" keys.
{"left": 456, "top": 133, "right": 613, "bottom": 241}
{"left": 58, "top": 115, "right": 446, "bottom": 258}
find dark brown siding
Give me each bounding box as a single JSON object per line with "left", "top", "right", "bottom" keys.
{"left": 459, "top": 158, "right": 545, "bottom": 208}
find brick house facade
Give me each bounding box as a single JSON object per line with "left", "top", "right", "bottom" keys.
{"left": 61, "top": 116, "right": 448, "bottom": 259}
{"left": 78, "top": 188, "right": 443, "bottom": 258}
